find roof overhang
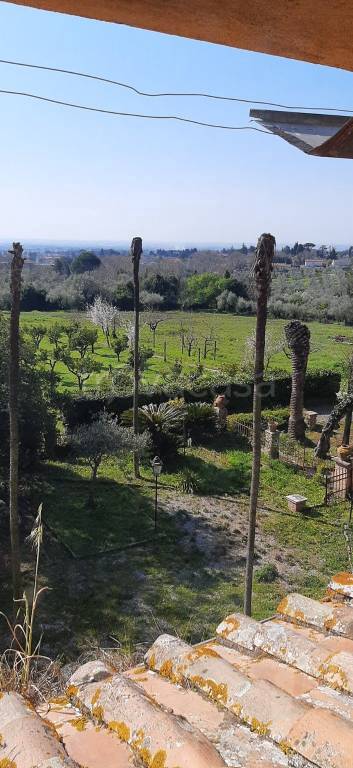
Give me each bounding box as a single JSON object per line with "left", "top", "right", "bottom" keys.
{"left": 250, "top": 110, "right": 353, "bottom": 159}
{"left": 5, "top": 1, "right": 353, "bottom": 73}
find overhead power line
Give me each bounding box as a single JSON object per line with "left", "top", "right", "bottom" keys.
{"left": 0, "top": 88, "right": 271, "bottom": 131}
{"left": 0, "top": 57, "right": 353, "bottom": 114}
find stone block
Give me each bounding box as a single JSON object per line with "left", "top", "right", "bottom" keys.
{"left": 286, "top": 494, "right": 307, "bottom": 512}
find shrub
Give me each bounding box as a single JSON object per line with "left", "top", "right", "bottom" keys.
{"left": 121, "top": 401, "right": 185, "bottom": 459}
{"left": 255, "top": 563, "right": 279, "bottom": 583}
{"left": 177, "top": 468, "right": 200, "bottom": 495}
{"left": 185, "top": 402, "right": 218, "bottom": 443}
{"left": 227, "top": 407, "right": 290, "bottom": 432}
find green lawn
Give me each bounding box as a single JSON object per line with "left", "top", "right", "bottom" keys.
{"left": 20, "top": 310, "right": 351, "bottom": 391}
{"left": 19, "top": 439, "right": 351, "bottom": 658}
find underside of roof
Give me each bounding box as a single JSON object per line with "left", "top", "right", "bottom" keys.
{"left": 250, "top": 110, "right": 353, "bottom": 158}
{"left": 6, "top": 0, "right": 353, "bottom": 73}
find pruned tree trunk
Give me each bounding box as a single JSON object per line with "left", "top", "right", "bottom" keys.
{"left": 132, "top": 237, "right": 143, "bottom": 478}
{"left": 343, "top": 409, "right": 353, "bottom": 445}
{"left": 316, "top": 393, "right": 353, "bottom": 458}
{"left": 9, "top": 242, "right": 25, "bottom": 601}
{"left": 285, "top": 320, "right": 311, "bottom": 441}
{"left": 244, "top": 233, "right": 275, "bottom": 617}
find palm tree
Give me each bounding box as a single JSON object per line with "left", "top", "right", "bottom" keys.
{"left": 9, "top": 242, "right": 25, "bottom": 600}
{"left": 285, "top": 320, "right": 310, "bottom": 441}
{"left": 131, "top": 236, "right": 143, "bottom": 478}
{"left": 244, "top": 233, "right": 275, "bottom": 617}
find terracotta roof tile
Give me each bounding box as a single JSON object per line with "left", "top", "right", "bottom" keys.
{"left": 12, "top": 574, "right": 353, "bottom": 768}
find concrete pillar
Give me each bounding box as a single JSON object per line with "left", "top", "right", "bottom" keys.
{"left": 264, "top": 428, "right": 280, "bottom": 459}
{"left": 305, "top": 410, "right": 318, "bottom": 430}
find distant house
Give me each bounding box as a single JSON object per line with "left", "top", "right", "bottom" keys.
{"left": 331, "top": 256, "right": 351, "bottom": 269}
{"left": 304, "top": 259, "right": 326, "bottom": 268}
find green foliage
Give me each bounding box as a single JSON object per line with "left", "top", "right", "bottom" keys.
{"left": 127, "top": 346, "right": 154, "bottom": 371}
{"left": 182, "top": 273, "right": 228, "bottom": 309}
{"left": 255, "top": 563, "right": 279, "bottom": 583}
{"left": 71, "top": 412, "right": 148, "bottom": 480}
{"left": 112, "top": 333, "right": 128, "bottom": 361}
{"left": 61, "top": 352, "right": 103, "bottom": 391}
{"left": 138, "top": 401, "right": 185, "bottom": 458}
{"left": 70, "top": 251, "right": 101, "bottom": 274}
{"left": 0, "top": 316, "right": 56, "bottom": 469}
{"left": 227, "top": 407, "right": 290, "bottom": 431}
{"left": 185, "top": 402, "right": 218, "bottom": 443}
{"left": 177, "top": 468, "right": 200, "bottom": 494}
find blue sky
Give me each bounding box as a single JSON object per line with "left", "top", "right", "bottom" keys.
{"left": 1, "top": 1, "right": 353, "bottom": 246}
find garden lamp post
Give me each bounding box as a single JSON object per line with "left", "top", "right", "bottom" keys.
{"left": 151, "top": 456, "right": 163, "bottom": 531}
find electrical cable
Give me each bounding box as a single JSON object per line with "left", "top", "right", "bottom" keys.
{"left": 0, "top": 57, "right": 352, "bottom": 114}
{"left": 0, "top": 88, "right": 272, "bottom": 131}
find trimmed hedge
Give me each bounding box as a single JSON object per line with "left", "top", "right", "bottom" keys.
{"left": 60, "top": 370, "right": 340, "bottom": 430}
{"left": 228, "top": 407, "right": 290, "bottom": 432}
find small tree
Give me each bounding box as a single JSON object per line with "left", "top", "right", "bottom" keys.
{"left": 71, "top": 413, "right": 148, "bottom": 488}
{"left": 112, "top": 333, "right": 128, "bottom": 362}
{"left": 242, "top": 329, "right": 283, "bottom": 377}
{"left": 62, "top": 353, "right": 102, "bottom": 391}
{"left": 145, "top": 315, "right": 164, "bottom": 347}
{"left": 27, "top": 323, "right": 46, "bottom": 350}
{"left": 69, "top": 326, "right": 98, "bottom": 359}
{"left": 87, "top": 296, "right": 117, "bottom": 347}
{"left": 285, "top": 320, "right": 311, "bottom": 440}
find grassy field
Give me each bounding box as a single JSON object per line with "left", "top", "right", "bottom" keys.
{"left": 12, "top": 429, "right": 348, "bottom": 659}
{"left": 20, "top": 309, "right": 352, "bottom": 391}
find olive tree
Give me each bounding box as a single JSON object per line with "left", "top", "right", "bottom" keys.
{"left": 71, "top": 412, "right": 149, "bottom": 483}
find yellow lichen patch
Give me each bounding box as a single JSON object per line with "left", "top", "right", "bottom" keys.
{"left": 276, "top": 597, "right": 288, "bottom": 615}
{"left": 132, "top": 728, "right": 145, "bottom": 750}
{"left": 279, "top": 739, "right": 293, "bottom": 755}
{"left": 92, "top": 704, "right": 104, "bottom": 722}
{"left": 91, "top": 688, "right": 101, "bottom": 706}
{"left": 139, "top": 747, "right": 152, "bottom": 766}
{"left": 319, "top": 661, "right": 349, "bottom": 691}
{"left": 159, "top": 659, "right": 182, "bottom": 685}
{"left": 66, "top": 684, "right": 78, "bottom": 698}
{"left": 324, "top": 616, "right": 337, "bottom": 631}
{"left": 331, "top": 572, "right": 353, "bottom": 586}
{"left": 151, "top": 749, "right": 167, "bottom": 768}
{"left": 0, "top": 694, "right": 3, "bottom": 701}
{"left": 132, "top": 666, "right": 146, "bottom": 676}
{"left": 50, "top": 695, "right": 70, "bottom": 707}
{"left": 108, "top": 721, "right": 131, "bottom": 742}
{"left": 0, "top": 734, "right": 3, "bottom": 747}
{"left": 0, "top": 760, "right": 17, "bottom": 768}
{"left": 188, "top": 645, "right": 220, "bottom": 662}
{"left": 70, "top": 716, "right": 88, "bottom": 732}
{"left": 249, "top": 718, "right": 271, "bottom": 737}
{"left": 232, "top": 702, "right": 243, "bottom": 718}
{"left": 190, "top": 675, "right": 228, "bottom": 705}
{"left": 148, "top": 653, "right": 156, "bottom": 670}
{"left": 293, "top": 609, "right": 305, "bottom": 624}
{"left": 219, "top": 616, "right": 240, "bottom": 636}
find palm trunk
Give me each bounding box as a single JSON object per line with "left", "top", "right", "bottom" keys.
{"left": 285, "top": 321, "right": 311, "bottom": 442}
{"left": 9, "top": 242, "right": 24, "bottom": 601}
{"left": 288, "top": 368, "right": 306, "bottom": 440}
{"left": 244, "top": 233, "right": 275, "bottom": 616}
{"left": 131, "top": 237, "right": 142, "bottom": 478}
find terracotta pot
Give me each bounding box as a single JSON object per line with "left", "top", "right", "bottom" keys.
{"left": 337, "top": 444, "right": 353, "bottom": 460}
